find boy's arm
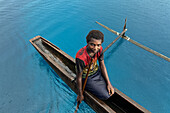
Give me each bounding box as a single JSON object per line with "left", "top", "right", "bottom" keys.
{"left": 99, "top": 60, "right": 114, "bottom": 95}
{"left": 76, "top": 72, "right": 84, "bottom": 102}
{"left": 76, "top": 57, "right": 85, "bottom": 102}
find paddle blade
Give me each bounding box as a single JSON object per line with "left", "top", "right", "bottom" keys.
{"left": 74, "top": 109, "right": 78, "bottom": 113}
{"left": 74, "top": 101, "right": 80, "bottom": 113}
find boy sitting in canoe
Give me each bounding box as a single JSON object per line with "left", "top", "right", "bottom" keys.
{"left": 76, "top": 30, "right": 114, "bottom": 103}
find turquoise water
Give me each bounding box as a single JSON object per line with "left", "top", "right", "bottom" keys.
{"left": 0, "top": 0, "right": 170, "bottom": 113}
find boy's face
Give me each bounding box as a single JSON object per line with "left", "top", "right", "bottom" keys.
{"left": 87, "top": 38, "right": 102, "bottom": 54}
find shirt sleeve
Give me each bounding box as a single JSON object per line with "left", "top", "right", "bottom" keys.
{"left": 98, "top": 48, "right": 104, "bottom": 61}
{"left": 76, "top": 58, "right": 85, "bottom": 74}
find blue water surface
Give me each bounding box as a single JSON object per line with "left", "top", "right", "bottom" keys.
{"left": 0, "top": 0, "right": 170, "bottom": 113}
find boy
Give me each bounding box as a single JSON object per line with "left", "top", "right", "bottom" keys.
{"left": 76, "top": 30, "right": 114, "bottom": 103}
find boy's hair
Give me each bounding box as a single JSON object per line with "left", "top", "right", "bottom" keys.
{"left": 86, "top": 30, "right": 104, "bottom": 43}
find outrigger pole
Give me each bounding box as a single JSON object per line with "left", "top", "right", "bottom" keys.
{"left": 103, "top": 18, "right": 127, "bottom": 53}
{"left": 96, "top": 21, "right": 170, "bottom": 62}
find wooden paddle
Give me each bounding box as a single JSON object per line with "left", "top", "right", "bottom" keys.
{"left": 74, "top": 19, "right": 127, "bottom": 113}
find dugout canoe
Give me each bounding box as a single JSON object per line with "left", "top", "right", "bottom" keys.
{"left": 29, "top": 36, "right": 151, "bottom": 113}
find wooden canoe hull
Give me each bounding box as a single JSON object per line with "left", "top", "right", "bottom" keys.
{"left": 29, "top": 36, "right": 150, "bottom": 113}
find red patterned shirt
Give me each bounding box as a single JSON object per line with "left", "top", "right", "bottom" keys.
{"left": 76, "top": 45, "right": 103, "bottom": 78}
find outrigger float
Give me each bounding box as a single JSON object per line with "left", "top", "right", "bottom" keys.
{"left": 30, "top": 35, "right": 151, "bottom": 113}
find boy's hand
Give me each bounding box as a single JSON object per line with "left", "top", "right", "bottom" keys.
{"left": 107, "top": 84, "right": 114, "bottom": 96}
{"left": 77, "top": 94, "right": 84, "bottom": 103}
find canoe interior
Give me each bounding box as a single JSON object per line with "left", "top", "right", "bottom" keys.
{"left": 30, "top": 36, "right": 150, "bottom": 113}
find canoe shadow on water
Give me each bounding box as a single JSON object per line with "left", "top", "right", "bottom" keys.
{"left": 105, "top": 38, "right": 125, "bottom": 60}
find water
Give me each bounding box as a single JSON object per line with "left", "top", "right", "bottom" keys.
{"left": 0, "top": 0, "right": 170, "bottom": 113}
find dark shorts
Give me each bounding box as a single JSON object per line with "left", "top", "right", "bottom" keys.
{"left": 82, "top": 69, "right": 111, "bottom": 100}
